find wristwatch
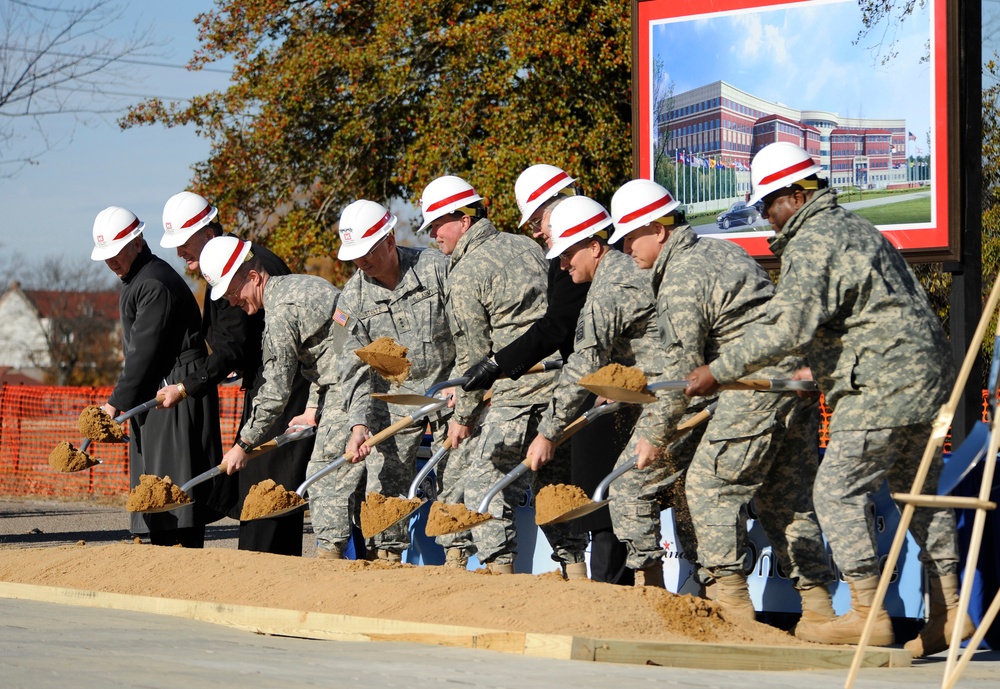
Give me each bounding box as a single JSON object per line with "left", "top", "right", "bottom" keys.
{"left": 235, "top": 437, "right": 253, "bottom": 453}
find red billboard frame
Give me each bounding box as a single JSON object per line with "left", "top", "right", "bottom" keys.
{"left": 632, "top": 0, "right": 959, "bottom": 264}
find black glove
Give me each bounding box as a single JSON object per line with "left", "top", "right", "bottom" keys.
{"left": 462, "top": 357, "right": 502, "bottom": 392}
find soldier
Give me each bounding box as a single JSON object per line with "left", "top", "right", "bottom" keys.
{"left": 198, "top": 236, "right": 351, "bottom": 560}
{"left": 419, "top": 174, "right": 588, "bottom": 574}
{"left": 155, "top": 191, "right": 314, "bottom": 556}
{"left": 321, "top": 199, "right": 455, "bottom": 563}
{"left": 522, "top": 195, "right": 670, "bottom": 586}
{"left": 684, "top": 142, "right": 972, "bottom": 653}
{"left": 462, "top": 165, "right": 632, "bottom": 584}
{"left": 91, "top": 206, "right": 221, "bottom": 547}
{"left": 609, "top": 178, "right": 835, "bottom": 625}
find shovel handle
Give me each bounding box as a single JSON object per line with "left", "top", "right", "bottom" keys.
{"left": 114, "top": 395, "right": 165, "bottom": 424}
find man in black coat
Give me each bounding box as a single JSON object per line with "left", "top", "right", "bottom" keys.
{"left": 91, "top": 205, "right": 222, "bottom": 547}
{"left": 155, "top": 191, "right": 314, "bottom": 556}
{"left": 461, "top": 165, "right": 633, "bottom": 585}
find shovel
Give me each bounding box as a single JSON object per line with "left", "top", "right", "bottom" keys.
{"left": 53, "top": 396, "right": 165, "bottom": 473}
{"left": 370, "top": 359, "right": 564, "bottom": 406}
{"left": 538, "top": 402, "right": 718, "bottom": 525}
{"left": 244, "top": 395, "right": 453, "bottom": 520}
{"left": 427, "top": 400, "right": 625, "bottom": 537}
{"left": 130, "top": 425, "right": 317, "bottom": 513}
{"left": 580, "top": 377, "right": 818, "bottom": 405}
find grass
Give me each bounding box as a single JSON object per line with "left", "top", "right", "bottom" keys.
{"left": 852, "top": 197, "right": 932, "bottom": 226}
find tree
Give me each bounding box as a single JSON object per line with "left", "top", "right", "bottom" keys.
{"left": 121, "top": 0, "right": 632, "bottom": 277}
{"left": 0, "top": 0, "right": 153, "bottom": 176}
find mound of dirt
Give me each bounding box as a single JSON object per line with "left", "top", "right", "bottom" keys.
{"left": 78, "top": 405, "right": 125, "bottom": 442}
{"left": 125, "top": 474, "right": 190, "bottom": 512}
{"left": 240, "top": 479, "right": 304, "bottom": 521}
{"left": 360, "top": 492, "right": 423, "bottom": 538}
{"left": 424, "top": 501, "right": 492, "bottom": 537}
{"left": 534, "top": 484, "right": 592, "bottom": 525}
{"left": 579, "top": 363, "right": 648, "bottom": 393}
{"left": 48, "top": 441, "right": 99, "bottom": 473}
{"left": 355, "top": 337, "right": 411, "bottom": 384}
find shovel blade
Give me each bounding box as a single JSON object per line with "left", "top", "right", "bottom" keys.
{"left": 131, "top": 501, "right": 191, "bottom": 514}
{"left": 536, "top": 499, "right": 609, "bottom": 526}
{"left": 578, "top": 383, "right": 656, "bottom": 404}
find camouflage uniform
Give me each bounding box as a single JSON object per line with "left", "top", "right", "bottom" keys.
{"left": 323, "top": 246, "right": 455, "bottom": 555}
{"left": 447, "top": 218, "right": 587, "bottom": 566}
{"left": 235, "top": 274, "right": 350, "bottom": 553}
{"left": 709, "top": 189, "right": 959, "bottom": 580}
{"left": 633, "top": 225, "right": 833, "bottom": 587}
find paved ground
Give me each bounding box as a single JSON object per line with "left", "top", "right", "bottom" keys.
{"left": 1, "top": 498, "right": 999, "bottom": 689}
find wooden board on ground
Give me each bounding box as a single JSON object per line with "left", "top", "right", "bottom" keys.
{"left": 0, "top": 581, "right": 908, "bottom": 669}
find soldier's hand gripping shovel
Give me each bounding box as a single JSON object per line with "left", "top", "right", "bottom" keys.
{"left": 127, "top": 425, "right": 317, "bottom": 513}
{"left": 50, "top": 395, "right": 165, "bottom": 473}
{"left": 580, "top": 371, "right": 818, "bottom": 404}
{"left": 537, "top": 402, "right": 718, "bottom": 526}
{"left": 424, "top": 400, "right": 624, "bottom": 538}
{"left": 370, "top": 360, "right": 563, "bottom": 406}
{"left": 245, "top": 395, "right": 453, "bottom": 520}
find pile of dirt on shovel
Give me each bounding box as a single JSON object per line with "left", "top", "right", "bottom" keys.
{"left": 48, "top": 441, "right": 99, "bottom": 472}
{"left": 0, "top": 543, "right": 806, "bottom": 647}
{"left": 355, "top": 336, "right": 411, "bottom": 384}
{"left": 125, "top": 474, "right": 190, "bottom": 512}
{"left": 424, "top": 500, "right": 492, "bottom": 536}
{"left": 78, "top": 405, "right": 125, "bottom": 442}
{"left": 579, "top": 363, "right": 648, "bottom": 392}
{"left": 360, "top": 492, "right": 423, "bottom": 538}
{"left": 240, "top": 479, "right": 305, "bottom": 521}
{"left": 534, "top": 484, "right": 592, "bottom": 525}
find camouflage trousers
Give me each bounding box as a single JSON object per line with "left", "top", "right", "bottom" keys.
{"left": 609, "top": 410, "right": 705, "bottom": 571}
{"left": 463, "top": 403, "right": 588, "bottom": 566}
{"left": 685, "top": 391, "right": 834, "bottom": 589}
{"left": 316, "top": 415, "right": 447, "bottom": 555}
{"left": 816, "top": 422, "right": 959, "bottom": 580}
{"left": 303, "top": 407, "right": 352, "bottom": 554}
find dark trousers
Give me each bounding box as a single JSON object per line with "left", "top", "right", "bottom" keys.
{"left": 149, "top": 526, "right": 206, "bottom": 548}
{"left": 590, "top": 527, "right": 634, "bottom": 585}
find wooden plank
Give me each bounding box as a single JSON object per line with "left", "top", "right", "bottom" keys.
{"left": 0, "top": 581, "right": 907, "bottom": 670}
{"left": 593, "top": 638, "right": 910, "bottom": 670}
{"left": 892, "top": 493, "right": 997, "bottom": 511}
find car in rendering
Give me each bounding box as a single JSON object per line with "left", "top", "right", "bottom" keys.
{"left": 716, "top": 201, "right": 760, "bottom": 230}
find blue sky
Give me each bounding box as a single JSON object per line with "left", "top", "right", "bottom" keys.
{"left": 0, "top": 2, "right": 229, "bottom": 274}
{"left": 652, "top": 0, "right": 935, "bottom": 150}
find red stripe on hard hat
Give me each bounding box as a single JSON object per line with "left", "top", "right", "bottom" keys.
{"left": 181, "top": 204, "right": 214, "bottom": 229}
{"left": 427, "top": 188, "right": 476, "bottom": 212}
{"left": 560, "top": 211, "right": 609, "bottom": 239}
{"left": 113, "top": 217, "right": 141, "bottom": 241}
{"left": 361, "top": 211, "right": 391, "bottom": 238}
{"left": 619, "top": 194, "right": 673, "bottom": 224}
{"left": 221, "top": 241, "right": 247, "bottom": 277}
{"left": 758, "top": 158, "right": 815, "bottom": 186}
{"left": 527, "top": 171, "right": 570, "bottom": 203}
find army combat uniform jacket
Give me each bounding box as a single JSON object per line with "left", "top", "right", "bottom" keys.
{"left": 708, "top": 188, "right": 954, "bottom": 431}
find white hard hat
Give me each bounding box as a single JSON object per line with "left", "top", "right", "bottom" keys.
{"left": 748, "top": 142, "right": 822, "bottom": 205}
{"left": 545, "top": 196, "right": 613, "bottom": 260}
{"left": 514, "top": 164, "right": 575, "bottom": 227}
{"left": 337, "top": 199, "right": 397, "bottom": 261}
{"left": 609, "top": 179, "right": 680, "bottom": 244}
{"left": 91, "top": 206, "right": 145, "bottom": 261}
{"left": 200, "top": 235, "right": 252, "bottom": 301}
{"left": 417, "top": 175, "right": 482, "bottom": 232}
{"left": 160, "top": 191, "right": 219, "bottom": 248}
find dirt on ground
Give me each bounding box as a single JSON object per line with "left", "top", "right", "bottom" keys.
{"left": 0, "top": 542, "right": 806, "bottom": 647}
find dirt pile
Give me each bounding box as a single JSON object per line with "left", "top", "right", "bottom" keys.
{"left": 534, "top": 484, "right": 592, "bottom": 525}
{"left": 355, "top": 336, "right": 411, "bottom": 384}
{"left": 78, "top": 405, "right": 125, "bottom": 442}
{"left": 579, "top": 363, "right": 648, "bottom": 393}
{"left": 48, "top": 441, "right": 98, "bottom": 473}
{"left": 240, "top": 479, "right": 304, "bottom": 520}
{"left": 360, "top": 492, "right": 423, "bottom": 538}
{"left": 125, "top": 474, "right": 190, "bottom": 512}
{"left": 0, "top": 543, "right": 805, "bottom": 647}
{"left": 424, "top": 501, "right": 492, "bottom": 536}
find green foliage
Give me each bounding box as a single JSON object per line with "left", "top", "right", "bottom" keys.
{"left": 120, "top": 0, "right": 632, "bottom": 281}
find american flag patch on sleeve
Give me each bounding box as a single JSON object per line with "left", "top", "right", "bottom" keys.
{"left": 332, "top": 308, "right": 349, "bottom": 327}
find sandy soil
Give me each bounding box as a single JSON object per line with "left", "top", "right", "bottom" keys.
{"left": 0, "top": 542, "right": 807, "bottom": 647}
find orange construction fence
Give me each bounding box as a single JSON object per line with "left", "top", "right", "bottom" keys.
{"left": 0, "top": 384, "right": 981, "bottom": 502}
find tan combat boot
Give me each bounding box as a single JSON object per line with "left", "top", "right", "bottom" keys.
{"left": 564, "top": 562, "right": 589, "bottom": 580}
{"left": 715, "top": 573, "right": 756, "bottom": 620}
{"left": 316, "top": 546, "right": 344, "bottom": 560}
{"left": 904, "top": 574, "right": 975, "bottom": 657}
{"left": 377, "top": 549, "right": 402, "bottom": 563}
{"left": 486, "top": 561, "right": 514, "bottom": 574}
{"left": 444, "top": 548, "right": 469, "bottom": 570}
{"left": 793, "top": 584, "right": 836, "bottom": 639}
{"left": 795, "top": 576, "right": 894, "bottom": 646}
{"left": 634, "top": 563, "right": 665, "bottom": 588}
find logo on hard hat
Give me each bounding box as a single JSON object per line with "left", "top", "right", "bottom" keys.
{"left": 203, "top": 274, "right": 214, "bottom": 285}
{"left": 97, "top": 235, "right": 105, "bottom": 243}
{"left": 342, "top": 230, "right": 353, "bottom": 242}
{"left": 165, "top": 222, "right": 173, "bottom": 230}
